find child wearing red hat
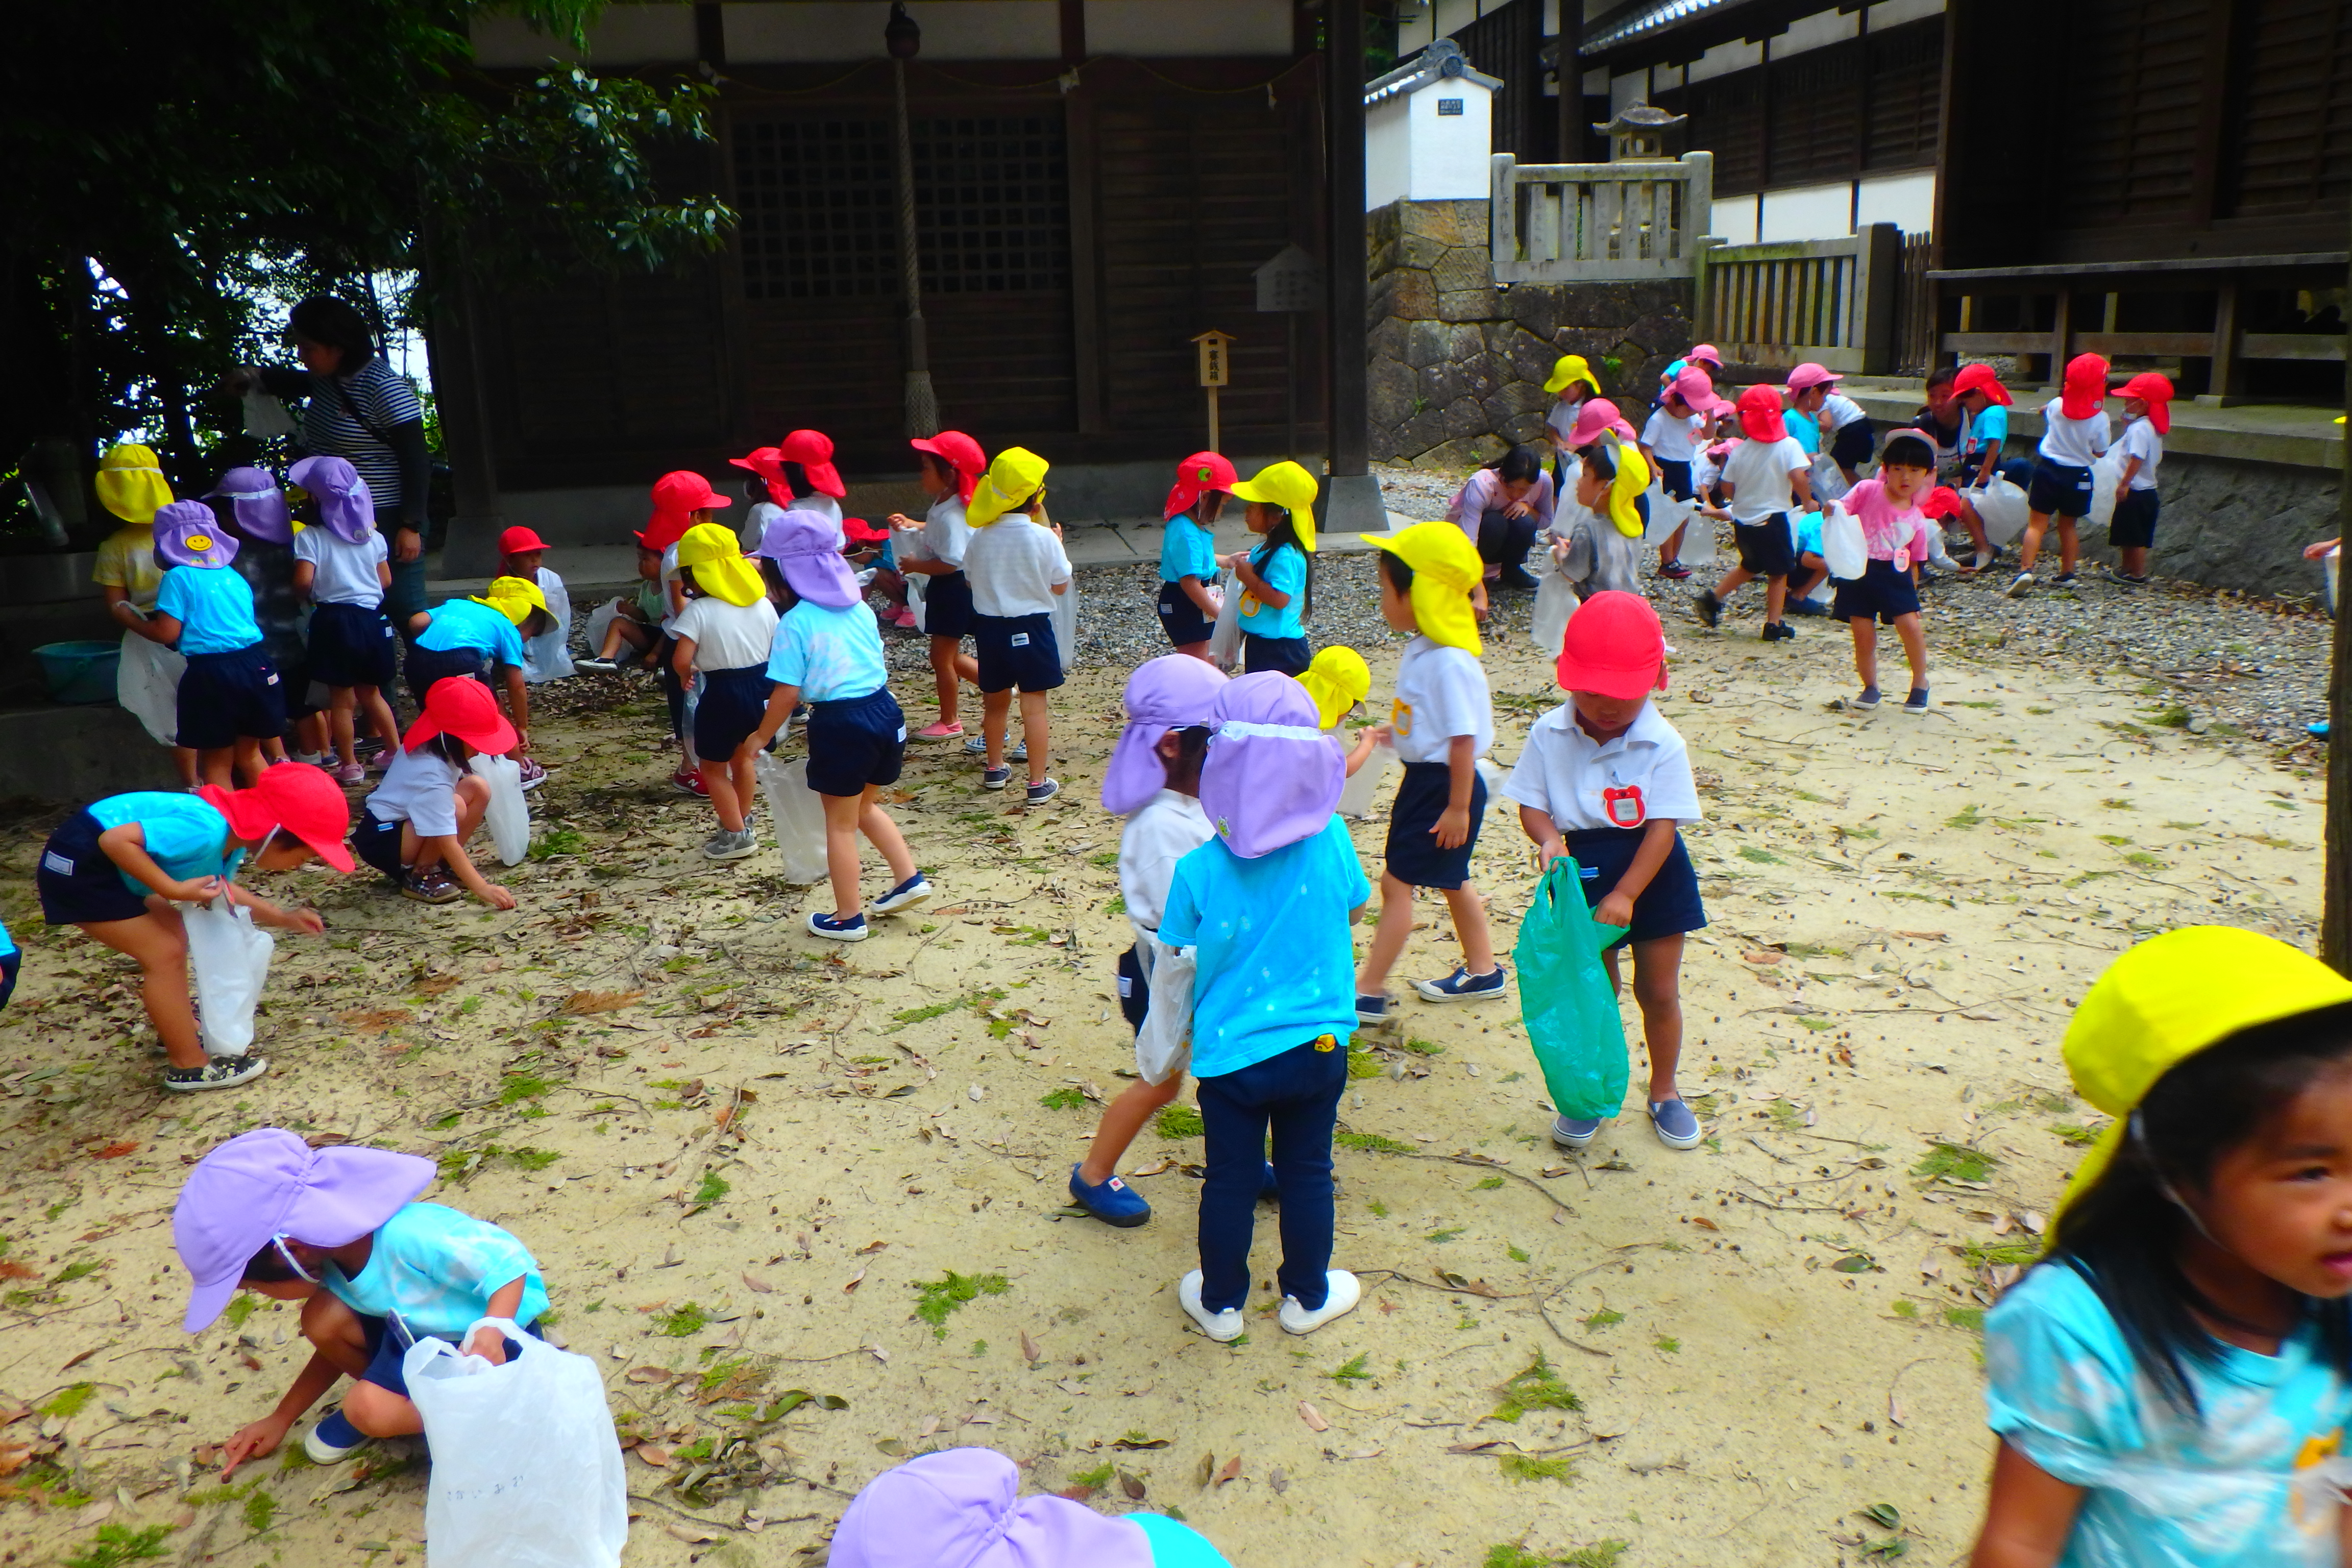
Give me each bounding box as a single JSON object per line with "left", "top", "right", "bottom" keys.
{"left": 1694, "top": 384, "right": 1815, "bottom": 642}
{"left": 1949, "top": 363, "right": 2032, "bottom": 572}
{"left": 1501, "top": 591, "right": 1707, "bottom": 1152}
{"left": 1155, "top": 451, "right": 1237, "bottom": 658}
{"left": 2108, "top": 373, "right": 2172, "bottom": 585}
{"left": 497, "top": 525, "right": 574, "bottom": 684}
{"left": 886, "top": 433, "right": 988, "bottom": 736}
{"left": 778, "top": 429, "right": 848, "bottom": 542}
{"left": 644, "top": 471, "right": 734, "bottom": 796}
{"left": 2007, "top": 353, "right": 2113, "bottom": 598}
{"left": 349, "top": 676, "right": 520, "bottom": 908}
{"left": 33, "top": 765, "right": 352, "bottom": 1093}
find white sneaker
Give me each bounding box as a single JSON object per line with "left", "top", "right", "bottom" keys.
{"left": 1177, "top": 1270, "right": 1246, "bottom": 1342}
{"left": 1278, "top": 1270, "right": 1361, "bottom": 1336}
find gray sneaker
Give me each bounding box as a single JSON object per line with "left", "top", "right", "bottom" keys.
{"left": 701, "top": 828, "right": 758, "bottom": 861}
{"left": 965, "top": 736, "right": 1026, "bottom": 761}
{"left": 164, "top": 1057, "right": 270, "bottom": 1093}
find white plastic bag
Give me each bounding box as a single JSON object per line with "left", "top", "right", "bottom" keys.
{"left": 582, "top": 600, "right": 621, "bottom": 664}
{"left": 1808, "top": 452, "right": 1853, "bottom": 503}
{"left": 2330, "top": 546, "right": 2342, "bottom": 619}
{"left": 521, "top": 569, "right": 574, "bottom": 683}
{"left": 1049, "top": 580, "right": 1077, "bottom": 670}
{"left": 1641, "top": 480, "right": 1692, "bottom": 545}
{"left": 1335, "top": 734, "right": 1396, "bottom": 820}
{"left": 1972, "top": 477, "right": 2030, "bottom": 547}
{"left": 1678, "top": 509, "right": 1719, "bottom": 568}
{"left": 1205, "top": 568, "right": 1243, "bottom": 672}
{"left": 1129, "top": 928, "right": 1195, "bottom": 1086}
{"left": 1531, "top": 567, "right": 1579, "bottom": 660}
{"left": 469, "top": 754, "right": 531, "bottom": 867}
{"left": 184, "top": 897, "right": 273, "bottom": 1059}
{"left": 241, "top": 388, "right": 296, "bottom": 439}
{"left": 905, "top": 571, "right": 928, "bottom": 634}
{"left": 117, "top": 629, "right": 185, "bottom": 746}
{"left": 2087, "top": 450, "right": 2126, "bottom": 531}
{"left": 755, "top": 753, "right": 830, "bottom": 884}
{"left": 405, "top": 1322, "right": 628, "bottom": 1568}
{"left": 1822, "top": 501, "right": 1868, "bottom": 581}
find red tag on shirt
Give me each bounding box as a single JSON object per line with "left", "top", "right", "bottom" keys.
{"left": 1602, "top": 785, "right": 1647, "bottom": 828}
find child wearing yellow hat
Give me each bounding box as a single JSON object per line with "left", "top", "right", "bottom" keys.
{"left": 93, "top": 444, "right": 201, "bottom": 787}
{"left": 1300, "top": 645, "right": 1383, "bottom": 778}
{"left": 963, "top": 448, "right": 1072, "bottom": 805}
{"left": 671, "top": 524, "right": 781, "bottom": 860}
{"left": 1541, "top": 355, "right": 1602, "bottom": 495}
{"left": 1971, "top": 927, "right": 2352, "bottom": 1567}
{"left": 1354, "top": 523, "right": 1505, "bottom": 1018}
{"left": 1222, "top": 461, "right": 1318, "bottom": 677}
{"left": 404, "top": 577, "right": 553, "bottom": 786}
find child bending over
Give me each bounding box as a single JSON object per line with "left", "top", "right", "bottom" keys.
{"left": 350, "top": 677, "right": 518, "bottom": 909}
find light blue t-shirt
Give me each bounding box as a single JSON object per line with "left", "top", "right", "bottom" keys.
{"left": 1160, "top": 515, "right": 1218, "bottom": 584}
{"left": 1965, "top": 403, "right": 2010, "bottom": 461}
{"left": 1238, "top": 543, "right": 1306, "bottom": 642}
{"left": 1986, "top": 1262, "right": 2352, "bottom": 1568}
{"left": 324, "top": 1202, "right": 549, "bottom": 1341}
{"left": 156, "top": 566, "right": 262, "bottom": 655}
{"left": 0, "top": 919, "right": 16, "bottom": 960}
{"left": 767, "top": 600, "right": 888, "bottom": 703}
{"left": 84, "top": 792, "right": 236, "bottom": 896}
{"left": 1785, "top": 408, "right": 1822, "bottom": 455}
{"left": 414, "top": 598, "right": 526, "bottom": 667}
{"left": 1159, "top": 816, "right": 1369, "bottom": 1078}
{"left": 1130, "top": 1512, "right": 1234, "bottom": 1567}
{"left": 1793, "top": 509, "right": 1825, "bottom": 560}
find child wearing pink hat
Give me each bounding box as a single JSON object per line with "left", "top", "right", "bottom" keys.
{"left": 1502, "top": 591, "right": 1707, "bottom": 1151}
{"left": 172, "top": 1128, "right": 552, "bottom": 1474}
{"left": 1160, "top": 673, "right": 1369, "bottom": 1340}
{"left": 1787, "top": 362, "right": 1875, "bottom": 485}
{"left": 1693, "top": 384, "right": 1815, "bottom": 643}
{"left": 831, "top": 1448, "right": 1231, "bottom": 1567}
{"left": 1640, "top": 365, "right": 1730, "bottom": 580}
{"left": 2007, "top": 353, "right": 2113, "bottom": 598}
{"left": 886, "top": 432, "right": 987, "bottom": 734}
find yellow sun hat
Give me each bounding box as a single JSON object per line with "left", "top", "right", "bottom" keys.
{"left": 1544, "top": 355, "right": 1601, "bottom": 398}
{"left": 1370, "top": 521, "right": 1483, "bottom": 656}
{"left": 1228, "top": 460, "right": 1320, "bottom": 553}
{"left": 1300, "top": 645, "right": 1371, "bottom": 729}
{"left": 2055, "top": 926, "right": 2352, "bottom": 1227}
{"left": 1600, "top": 438, "right": 1651, "bottom": 538}
{"left": 675, "top": 521, "right": 768, "bottom": 607}
{"left": 96, "top": 443, "right": 174, "bottom": 525}
{"left": 472, "top": 574, "right": 550, "bottom": 627}
{"left": 968, "top": 447, "right": 1051, "bottom": 528}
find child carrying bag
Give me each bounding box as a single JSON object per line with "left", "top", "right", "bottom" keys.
{"left": 754, "top": 753, "right": 831, "bottom": 884}
{"left": 469, "top": 754, "right": 532, "bottom": 866}
{"left": 1205, "top": 567, "right": 1244, "bottom": 671}
{"left": 2087, "top": 450, "right": 2127, "bottom": 532}
{"left": 1335, "top": 734, "right": 1396, "bottom": 820}
{"left": 404, "top": 1320, "right": 628, "bottom": 1568}
{"left": 1513, "top": 858, "right": 1631, "bottom": 1124}
{"left": 184, "top": 895, "right": 273, "bottom": 1059}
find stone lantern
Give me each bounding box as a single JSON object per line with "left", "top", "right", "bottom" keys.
{"left": 1591, "top": 103, "right": 1686, "bottom": 162}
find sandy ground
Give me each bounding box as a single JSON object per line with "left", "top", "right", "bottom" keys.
{"left": 0, "top": 554, "right": 2327, "bottom": 1568}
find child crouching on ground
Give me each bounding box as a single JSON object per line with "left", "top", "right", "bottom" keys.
{"left": 671, "top": 523, "right": 781, "bottom": 861}
{"left": 174, "top": 1129, "right": 551, "bottom": 1473}
{"left": 1161, "top": 673, "right": 1369, "bottom": 1339}
{"left": 350, "top": 677, "right": 518, "bottom": 909}
{"left": 1068, "top": 654, "right": 1228, "bottom": 1227}
{"left": 746, "top": 510, "right": 932, "bottom": 940}
{"left": 1502, "top": 592, "right": 1708, "bottom": 1152}
{"left": 1831, "top": 429, "right": 1938, "bottom": 715}
{"left": 831, "top": 1448, "right": 1234, "bottom": 1567}
{"left": 578, "top": 537, "right": 667, "bottom": 673}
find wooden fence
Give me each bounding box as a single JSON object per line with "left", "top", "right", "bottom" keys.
{"left": 1695, "top": 224, "right": 1901, "bottom": 376}
{"left": 1488, "top": 151, "right": 1713, "bottom": 283}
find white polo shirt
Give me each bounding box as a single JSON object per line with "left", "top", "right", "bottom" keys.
{"left": 1390, "top": 636, "right": 1492, "bottom": 764}
{"left": 2038, "top": 403, "right": 2112, "bottom": 467}
{"left": 963, "top": 514, "right": 1071, "bottom": 619}
{"left": 1719, "top": 436, "right": 1810, "bottom": 523}
{"left": 1501, "top": 701, "right": 1702, "bottom": 831}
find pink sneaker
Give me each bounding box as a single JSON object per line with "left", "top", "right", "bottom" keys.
{"left": 913, "top": 721, "right": 964, "bottom": 740}
{"left": 889, "top": 607, "right": 919, "bottom": 630}
{"left": 332, "top": 762, "right": 366, "bottom": 786}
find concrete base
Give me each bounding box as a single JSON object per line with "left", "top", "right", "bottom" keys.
{"left": 0, "top": 703, "right": 182, "bottom": 803}
{"left": 1324, "top": 472, "right": 1391, "bottom": 535}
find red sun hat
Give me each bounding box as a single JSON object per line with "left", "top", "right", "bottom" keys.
{"left": 645, "top": 471, "right": 730, "bottom": 553}
{"left": 910, "top": 431, "right": 986, "bottom": 504}
{"left": 843, "top": 517, "right": 891, "bottom": 544}
{"left": 1554, "top": 590, "right": 1668, "bottom": 698}
{"left": 1163, "top": 451, "right": 1240, "bottom": 521}
{"left": 779, "top": 430, "right": 847, "bottom": 498}
{"left": 498, "top": 525, "right": 550, "bottom": 556}
{"left": 728, "top": 447, "right": 792, "bottom": 506}
{"left": 2114, "top": 371, "right": 2175, "bottom": 435}
{"left": 197, "top": 764, "right": 356, "bottom": 874}
{"left": 2060, "top": 353, "right": 2111, "bottom": 421}
{"left": 404, "top": 675, "right": 519, "bottom": 757}
{"left": 1921, "top": 485, "right": 1965, "bottom": 520}
{"left": 1735, "top": 384, "right": 1787, "bottom": 443}
{"left": 1952, "top": 362, "right": 2013, "bottom": 406}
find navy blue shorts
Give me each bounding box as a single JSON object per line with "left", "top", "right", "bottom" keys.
{"left": 1566, "top": 826, "right": 1706, "bottom": 949}
{"left": 922, "top": 570, "right": 975, "bottom": 640}
{"left": 178, "top": 645, "right": 286, "bottom": 750}
{"left": 352, "top": 812, "right": 408, "bottom": 883}
{"left": 805, "top": 689, "right": 906, "bottom": 797}
{"left": 404, "top": 643, "right": 491, "bottom": 709}
{"left": 1116, "top": 943, "right": 1149, "bottom": 1034}
{"left": 353, "top": 1312, "right": 542, "bottom": 1398}
{"left": 693, "top": 665, "right": 772, "bottom": 761}
{"left": 0, "top": 951, "right": 18, "bottom": 1012}
{"left": 1833, "top": 557, "right": 1923, "bottom": 624}
{"left": 2111, "top": 488, "right": 2160, "bottom": 549}
{"left": 37, "top": 809, "right": 154, "bottom": 926}
{"left": 973, "top": 612, "right": 1063, "bottom": 694}
{"left": 1242, "top": 633, "right": 1312, "bottom": 677}
{"left": 1655, "top": 458, "right": 1695, "bottom": 502}
{"left": 1733, "top": 513, "right": 1796, "bottom": 578}
{"left": 1157, "top": 580, "right": 1213, "bottom": 646}
{"left": 2027, "top": 459, "right": 2095, "bottom": 520}
{"left": 1384, "top": 760, "right": 1487, "bottom": 890}
{"left": 1828, "top": 418, "right": 1876, "bottom": 473}
{"left": 308, "top": 602, "right": 398, "bottom": 690}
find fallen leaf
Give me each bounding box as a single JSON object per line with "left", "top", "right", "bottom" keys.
{"left": 1214, "top": 1454, "right": 1242, "bottom": 1488}
{"left": 741, "top": 1273, "right": 772, "bottom": 1294}
{"left": 1377, "top": 1297, "right": 1398, "bottom": 1315}
{"left": 239, "top": 1354, "right": 262, "bottom": 1372}
{"left": 1297, "top": 1400, "right": 1329, "bottom": 1433}
{"left": 663, "top": 1523, "right": 719, "bottom": 1544}
{"left": 1119, "top": 1471, "right": 1146, "bottom": 1500}
{"left": 1020, "top": 1329, "right": 1042, "bottom": 1364}
{"left": 0, "top": 1444, "right": 31, "bottom": 1479}
{"left": 1268, "top": 1468, "right": 1288, "bottom": 1494}
{"left": 1888, "top": 1396, "right": 1907, "bottom": 1429}
{"left": 918, "top": 1416, "right": 940, "bottom": 1438}
{"left": 875, "top": 1438, "right": 907, "bottom": 1457}
{"left": 2021, "top": 1210, "right": 2047, "bottom": 1235}
{"left": 844, "top": 1268, "right": 866, "bottom": 1293}
{"left": 59, "top": 1347, "right": 102, "bottom": 1372}
{"left": 336, "top": 1007, "right": 411, "bottom": 1032}
{"left": 1194, "top": 1451, "right": 1216, "bottom": 1486}
{"left": 93, "top": 1140, "right": 139, "bottom": 1160}
{"left": 1992, "top": 1213, "right": 2015, "bottom": 1236}
{"left": 626, "top": 1368, "right": 674, "bottom": 1384}
{"left": 855, "top": 1240, "right": 889, "bottom": 1256}
{"left": 1688, "top": 1216, "right": 1720, "bottom": 1232}
{"left": 1743, "top": 950, "right": 1785, "bottom": 966}
{"left": 636, "top": 1445, "right": 674, "bottom": 1467}
{"left": 560, "top": 989, "right": 644, "bottom": 1016}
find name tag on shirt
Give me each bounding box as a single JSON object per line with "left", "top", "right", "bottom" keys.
{"left": 1011, "top": 632, "right": 1030, "bottom": 647}
{"left": 43, "top": 851, "right": 74, "bottom": 876}
{"left": 1391, "top": 699, "right": 1414, "bottom": 738}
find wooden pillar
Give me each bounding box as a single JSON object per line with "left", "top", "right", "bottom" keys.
{"left": 1059, "top": 0, "right": 1084, "bottom": 63}
{"left": 427, "top": 269, "right": 505, "bottom": 579}
{"left": 2046, "top": 289, "right": 2071, "bottom": 389}
{"left": 1325, "top": 0, "right": 1376, "bottom": 528}
{"left": 2325, "top": 226, "right": 2352, "bottom": 974}
{"left": 2210, "top": 281, "right": 2245, "bottom": 404}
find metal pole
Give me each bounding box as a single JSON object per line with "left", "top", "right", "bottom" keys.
{"left": 1207, "top": 386, "right": 1221, "bottom": 454}
{"left": 893, "top": 56, "right": 940, "bottom": 438}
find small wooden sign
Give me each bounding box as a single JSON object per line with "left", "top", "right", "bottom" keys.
{"left": 1192, "top": 329, "right": 1235, "bottom": 388}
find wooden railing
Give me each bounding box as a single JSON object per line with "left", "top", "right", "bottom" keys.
{"left": 1488, "top": 151, "right": 1713, "bottom": 283}
{"left": 1695, "top": 225, "right": 1901, "bottom": 377}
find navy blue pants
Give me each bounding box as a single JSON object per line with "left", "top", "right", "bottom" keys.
{"left": 1196, "top": 1037, "right": 1348, "bottom": 1313}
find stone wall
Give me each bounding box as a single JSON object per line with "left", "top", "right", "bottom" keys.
{"left": 2093, "top": 451, "right": 2339, "bottom": 601}
{"left": 1366, "top": 198, "right": 1695, "bottom": 469}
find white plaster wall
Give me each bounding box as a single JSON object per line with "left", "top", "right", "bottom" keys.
{"left": 1867, "top": 0, "right": 1946, "bottom": 28}
{"left": 1775, "top": 7, "right": 1859, "bottom": 59}
{"left": 1367, "top": 98, "right": 1412, "bottom": 210}
{"left": 1405, "top": 78, "right": 1494, "bottom": 202}
{"left": 1855, "top": 171, "right": 1937, "bottom": 232}
{"left": 1710, "top": 198, "right": 1759, "bottom": 246}
{"left": 723, "top": 1, "right": 1060, "bottom": 62}
{"left": 472, "top": 5, "right": 696, "bottom": 67}
{"left": 1759, "top": 182, "right": 1852, "bottom": 241}
{"left": 1087, "top": 0, "right": 1293, "bottom": 57}
{"left": 1685, "top": 37, "right": 1762, "bottom": 84}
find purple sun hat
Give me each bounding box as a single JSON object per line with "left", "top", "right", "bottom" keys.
{"left": 1198, "top": 671, "right": 1343, "bottom": 859}
{"left": 202, "top": 466, "right": 291, "bottom": 544}
{"left": 830, "top": 1449, "right": 1152, "bottom": 1568}
{"left": 750, "top": 507, "right": 857, "bottom": 608}
{"left": 288, "top": 455, "right": 376, "bottom": 545}
{"left": 153, "top": 499, "right": 239, "bottom": 569}
{"left": 1101, "top": 655, "right": 1228, "bottom": 815}
{"left": 172, "top": 1129, "right": 434, "bottom": 1332}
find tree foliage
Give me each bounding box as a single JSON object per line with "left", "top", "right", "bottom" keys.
{"left": 0, "top": 0, "right": 732, "bottom": 514}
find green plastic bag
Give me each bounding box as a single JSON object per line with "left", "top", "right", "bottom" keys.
{"left": 1514, "top": 857, "right": 1631, "bottom": 1122}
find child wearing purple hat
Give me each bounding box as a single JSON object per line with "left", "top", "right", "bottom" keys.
{"left": 832, "top": 1447, "right": 1231, "bottom": 1568}
{"left": 1068, "top": 654, "right": 1227, "bottom": 1227}
{"left": 173, "top": 1128, "right": 552, "bottom": 1474}
{"left": 130, "top": 501, "right": 289, "bottom": 787}
{"left": 1159, "top": 672, "right": 1369, "bottom": 1340}
{"left": 289, "top": 456, "right": 401, "bottom": 785}
{"left": 747, "top": 509, "right": 933, "bottom": 940}
{"left": 208, "top": 467, "right": 331, "bottom": 767}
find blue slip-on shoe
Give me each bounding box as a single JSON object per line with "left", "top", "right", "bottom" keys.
{"left": 1550, "top": 1115, "right": 1603, "bottom": 1149}
{"left": 1647, "top": 1098, "right": 1703, "bottom": 1149}
{"left": 1355, "top": 993, "right": 1389, "bottom": 1024}
{"left": 1411, "top": 965, "right": 1509, "bottom": 1004}
{"left": 806, "top": 911, "right": 869, "bottom": 943}
{"left": 1069, "top": 1165, "right": 1150, "bottom": 1228}
{"left": 305, "top": 1409, "right": 368, "bottom": 1464}
{"left": 872, "top": 873, "right": 933, "bottom": 916}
